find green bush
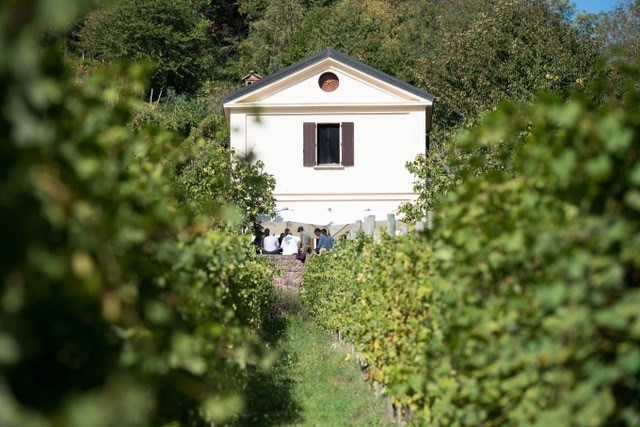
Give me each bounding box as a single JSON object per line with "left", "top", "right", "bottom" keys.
{"left": 175, "top": 137, "right": 276, "bottom": 230}
{"left": 302, "top": 72, "right": 640, "bottom": 425}
{"left": 425, "top": 79, "right": 640, "bottom": 426}
{"left": 0, "top": 3, "right": 273, "bottom": 425}
{"left": 132, "top": 90, "right": 211, "bottom": 138}
{"left": 78, "top": 0, "right": 218, "bottom": 94}
{"left": 132, "top": 92, "right": 277, "bottom": 229}
{"left": 303, "top": 235, "right": 435, "bottom": 408}
{"left": 399, "top": 0, "right": 602, "bottom": 221}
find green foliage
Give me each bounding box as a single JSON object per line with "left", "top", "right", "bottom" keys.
{"left": 400, "top": 0, "right": 602, "bottom": 220}
{"left": 415, "top": 0, "right": 599, "bottom": 127}
{"left": 133, "top": 90, "right": 211, "bottom": 138}
{"left": 303, "top": 73, "right": 640, "bottom": 425}
{"left": 177, "top": 142, "right": 276, "bottom": 229}
{"left": 173, "top": 115, "right": 276, "bottom": 229}
{"left": 397, "top": 0, "right": 490, "bottom": 71}
{"left": 78, "top": 0, "right": 219, "bottom": 93}
{"left": 400, "top": 109, "right": 525, "bottom": 220}
{"left": 237, "top": 0, "right": 409, "bottom": 79}
{"left": 238, "top": 314, "right": 391, "bottom": 426}
{"left": 236, "top": 0, "right": 308, "bottom": 75}
{"left": 283, "top": 0, "right": 405, "bottom": 77}
{"left": 594, "top": 0, "right": 640, "bottom": 65}
{"left": 0, "top": 3, "right": 273, "bottom": 425}
{"left": 302, "top": 235, "right": 435, "bottom": 408}
{"left": 302, "top": 235, "right": 439, "bottom": 411}
{"left": 129, "top": 85, "right": 276, "bottom": 230}
{"left": 592, "top": 0, "right": 640, "bottom": 94}
{"left": 235, "top": 0, "right": 501, "bottom": 84}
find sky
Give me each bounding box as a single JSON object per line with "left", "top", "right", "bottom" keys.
{"left": 572, "top": 0, "right": 623, "bottom": 14}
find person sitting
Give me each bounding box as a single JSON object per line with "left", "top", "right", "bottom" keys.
{"left": 314, "top": 228, "right": 329, "bottom": 253}
{"left": 298, "top": 226, "right": 311, "bottom": 254}
{"left": 281, "top": 228, "right": 300, "bottom": 256}
{"left": 263, "top": 228, "right": 281, "bottom": 254}
{"left": 321, "top": 228, "right": 334, "bottom": 250}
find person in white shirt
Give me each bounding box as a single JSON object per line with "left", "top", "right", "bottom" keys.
{"left": 262, "top": 228, "right": 281, "bottom": 254}
{"left": 281, "top": 228, "right": 300, "bottom": 255}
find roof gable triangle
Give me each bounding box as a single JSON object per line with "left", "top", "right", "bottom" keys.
{"left": 223, "top": 49, "right": 434, "bottom": 105}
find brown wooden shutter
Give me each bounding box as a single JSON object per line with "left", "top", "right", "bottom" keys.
{"left": 303, "top": 122, "right": 316, "bottom": 166}
{"left": 341, "top": 122, "right": 354, "bottom": 166}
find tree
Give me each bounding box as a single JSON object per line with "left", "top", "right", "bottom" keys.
{"left": 79, "top": 0, "right": 218, "bottom": 93}
{"left": 236, "top": 0, "right": 405, "bottom": 78}
{"left": 1, "top": 2, "right": 274, "bottom": 425}
{"left": 593, "top": 0, "right": 640, "bottom": 92}
{"left": 283, "top": 0, "right": 405, "bottom": 77}
{"left": 235, "top": 0, "right": 307, "bottom": 75}
{"left": 400, "top": 0, "right": 601, "bottom": 220}
{"left": 596, "top": 0, "right": 640, "bottom": 62}
{"left": 416, "top": 0, "right": 599, "bottom": 128}
{"left": 175, "top": 115, "right": 277, "bottom": 230}
{"left": 396, "top": 0, "right": 491, "bottom": 69}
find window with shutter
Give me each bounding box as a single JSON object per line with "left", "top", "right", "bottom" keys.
{"left": 303, "top": 122, "right": 355, "bottom": 167}
{"left": 341, "top": 122, "right": 354, "bottom": 166}
{"left": 303, "top": 122, "right": 316, "bottom": 166}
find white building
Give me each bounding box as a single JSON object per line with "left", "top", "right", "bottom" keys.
{"left": 223, "top": 49, "right": 434, "bottom": 225}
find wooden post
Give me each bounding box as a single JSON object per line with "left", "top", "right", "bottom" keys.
{"left": 387, "top": 214, "right": 396, "bottom": 237}
{"left": 365, "top": 215, "right": 375, "bottom": 236}
{"left": 427, "top": 210, "right": 434, "bottom": 230}
{"left": 155, "top": 88, "right": 163, "bottom": 106}
{"left": 355, "top": 220, "right": 362, "bottom": 232}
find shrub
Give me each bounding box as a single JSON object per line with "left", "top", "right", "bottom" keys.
{"left": 0, "top": 4, "right": 273, "bottom": 425}
{"left": 302, "top": 235, "right": 435, "bottom": 408}
{"left": 78, "top": 0, "right": 218, "bottom": 94}
{"left": 302, "top": 71, "right": 640, "bottom": 425}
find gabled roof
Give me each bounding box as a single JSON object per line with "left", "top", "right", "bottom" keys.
{"left": 223, "top": 48, "right": 435, "bottom": 104}
{"left": 242, "top": 70, "right": 263, "bottom": 81}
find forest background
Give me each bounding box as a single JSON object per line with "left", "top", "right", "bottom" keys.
{"left": 67, "top": 0, "right": 640, "bottom": 221}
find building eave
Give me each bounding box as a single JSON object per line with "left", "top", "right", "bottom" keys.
{"left": 223, "top": 101, "right": 432, "bottom": 109}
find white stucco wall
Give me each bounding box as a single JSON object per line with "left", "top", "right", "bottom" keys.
{"left": 229, "top": 107, "right": 425, "bottom": 224}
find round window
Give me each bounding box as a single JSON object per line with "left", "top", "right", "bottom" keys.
{"left": 318, "top": 72, "right": 339, "bottom": 92}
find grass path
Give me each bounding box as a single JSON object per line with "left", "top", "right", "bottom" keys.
{"left": 235, "top": 293, "right": 391, "bottom": 426}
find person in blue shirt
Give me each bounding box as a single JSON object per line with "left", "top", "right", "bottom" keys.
{"left": 314, "top": 228, "right": 328, "bottom": 253}
{"left": 321, "top": 228, "right": 334, "bottom": 250}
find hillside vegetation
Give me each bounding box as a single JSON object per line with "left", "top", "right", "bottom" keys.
{"left": 302, "top": 78, "right": 640, "bottom": 425}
